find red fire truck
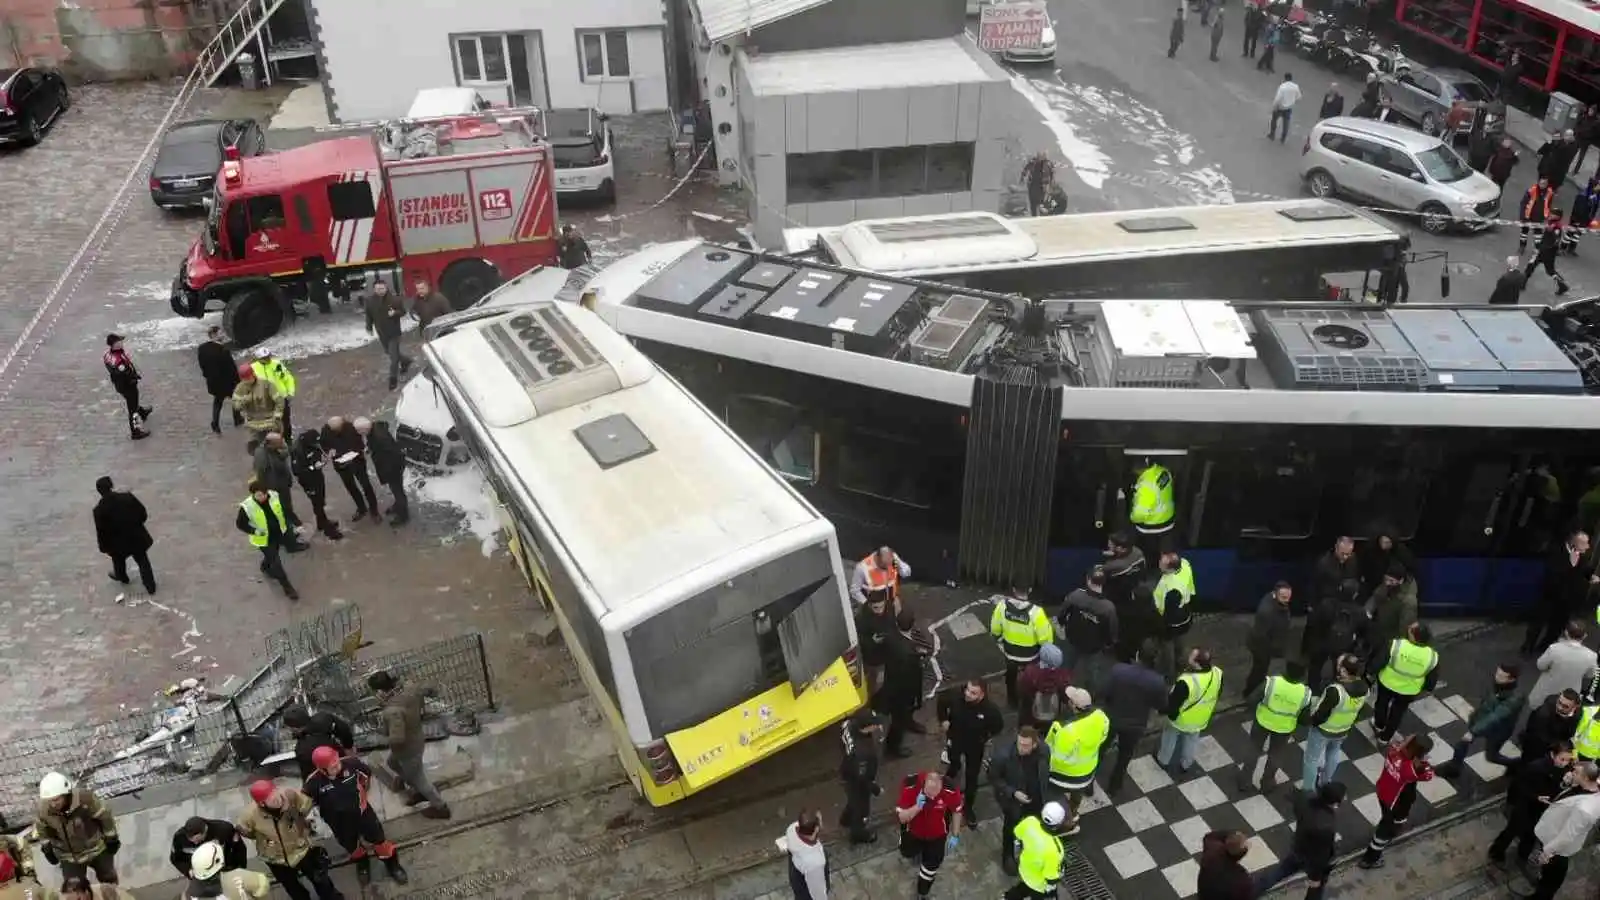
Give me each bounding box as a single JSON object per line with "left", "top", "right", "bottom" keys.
{"left": 169, "top": 108, "right": 559, "bottom": 346}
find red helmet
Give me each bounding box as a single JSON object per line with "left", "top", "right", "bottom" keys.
{"left": 248, "top": 780, "right": 276, "bottom": 804}
{"left": 0, "top": 849, "right": 14, "bottom": 882}
{"left": 238, "top": 363, "right": 256, "bottom": 380}
{"left": 312, "top": 745, "right": 341, "bottom": 770}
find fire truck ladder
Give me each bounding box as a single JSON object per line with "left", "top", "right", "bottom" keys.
{"left": 307, "top": 107, "right": 551, "bottom": 137}
{"left": 197, "top": 0, "right": 294, "bottom": 88}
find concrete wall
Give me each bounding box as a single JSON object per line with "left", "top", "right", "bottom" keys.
{"left": 0, "top": 0, "right": 225, "bottom": 80}
{"left": 310, "top": 0, "right": 670, "bottom": 122}
{"left": 750, "top": 0, "right": 966, "bottom": 54}
{"left": 742, "top": 75, "right": 1012, "bottom": 246}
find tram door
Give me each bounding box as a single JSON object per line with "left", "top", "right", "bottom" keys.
{"left": 1420, "top": 451, "right": 1541, "bottom": 614}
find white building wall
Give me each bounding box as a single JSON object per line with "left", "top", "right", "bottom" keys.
{"left": 311, "top": 0, "right": 671, "bottom": 122}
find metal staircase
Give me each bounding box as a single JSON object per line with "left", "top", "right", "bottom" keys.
{"left": 196, "top": 0, "right": 293, "bottom": 87}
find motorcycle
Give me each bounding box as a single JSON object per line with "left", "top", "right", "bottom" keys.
{"left": 1350, "top": 41, "right": 1412, "bottom": 79}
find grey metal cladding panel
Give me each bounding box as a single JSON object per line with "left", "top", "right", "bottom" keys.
{"left": 857, "top": 88, "right": 909, "bottom": 149}
{"left": 956, "top": 82, "right": 982, "bottom": 142}
{"left": 908, "top": 85, "right": 960, "bottom": 145}
{"left": 752, "top": 95, "right": 787, "bottom": 157}
{"left": 1460, "top": 310, "right": 1583, "bottom": 371}
{"left": 805, "top": 92, "right": 860, "bottom": 152}
{"left": 959, "top": 378, "right": 1059, "bottom": 587}
{"left": 785, "top": 95, "right": 809, "bottom": 155}
{"left": 1388, "top": 309, "right": 1500, "bottom": 371}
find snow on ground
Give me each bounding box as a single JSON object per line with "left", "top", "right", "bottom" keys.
{"left": 106, "top": 284, "right": 415, "bottom": 360}
{"left": 407, "top": 464, "right": 501, "bottom": 557}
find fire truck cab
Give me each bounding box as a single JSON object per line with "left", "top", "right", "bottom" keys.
{"left": 171, "top": 109, "right": 559, "bottom": 347}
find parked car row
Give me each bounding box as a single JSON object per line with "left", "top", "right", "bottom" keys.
{"left": 0, "top": 66, "right": 69, "bottom": 147}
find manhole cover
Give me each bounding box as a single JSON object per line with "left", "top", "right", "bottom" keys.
{"left": 1443, "top": 261, "right": 1482, "bottom": 276}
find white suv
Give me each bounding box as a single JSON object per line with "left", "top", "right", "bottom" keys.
{"left": 1300, "top": 117, "right": 1501, "bottom": 234}
{"left": 547, "top": 107, "right": 615, "bottom": 203}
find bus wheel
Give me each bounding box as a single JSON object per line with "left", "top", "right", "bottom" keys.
{"left": 440, "top": 259, "right": 502, "bottom": 311}
{"left": 222, "top": 289, "right": 285, "bottom": 348}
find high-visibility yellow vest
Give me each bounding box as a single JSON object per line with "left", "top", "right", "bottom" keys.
{"left": 1254, "top": 675, "right": 1310, "bottom": 735}
{"left": 990, "top": 600, "right": 1053, "bottom": 661}
{"left": 252, "top": 358, "right": 297, "bottom": 398}
{"left": 1154, "top": 558, "right": 1196, "bottom": 616}
{"left": 1129, "top": 464, "right": 1175, "bottom": 532}
{"left": 1575, "top": 706, "right": 1600, "bottom": 760}
{"left": 1046, "top": 710, "right": 1109, "bottom": 780}
{"left": 1377, "top": 639, "right": 1438, "bottom": 696}
{"left": 1318, "top": 684, "right": 1366, "bottom": 735}
{"left": 240, "top": 492, "right": 288, "bottom": 547}
{"left": 1014, "top": 815, "right": 1065, "bottom": 894}
{"left": 1172, "top": 668, "right": 1222, "bottom": 733}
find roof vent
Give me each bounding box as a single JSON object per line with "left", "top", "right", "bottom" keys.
{"left": 574, "top": 413, "right": 656, "bottom": 469}
{"left": 1251, "top": 307, "right": 1428, "bottom": 390}
{"left": 1116, "top": 215, "right": 1195, "bottom": 234}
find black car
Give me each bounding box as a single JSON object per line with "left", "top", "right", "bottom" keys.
{"left": 150, "top": 118, "right": 266, "bottom": 210}
{"left": 0, "top": 66, "right": 69, "bottom": 146}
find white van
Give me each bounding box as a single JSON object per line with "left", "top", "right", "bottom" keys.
{"left": 406, "top": 87, "right": 492, "bottom": 119}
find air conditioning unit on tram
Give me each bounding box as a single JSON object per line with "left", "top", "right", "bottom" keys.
{"left": 907, "top": 293, "right": 993, "bottom": 368}
{"left": 1090, "top": 299, "right": 1257, "bottom": 388}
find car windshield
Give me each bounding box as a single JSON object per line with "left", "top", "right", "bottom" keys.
{"left": 204, "top": 186, "right": 222, "bottom": 254}
{"left": 1417, "top": 144, "right": 1474, "bottom": 183}
{"left": 1447, "top": 79, "right": 1491, "bottom": 103}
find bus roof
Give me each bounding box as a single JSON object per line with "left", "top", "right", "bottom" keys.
{"left": 795, "top": 200, "right": 1405, "bottom": 276}
{"left": 425, "top": 300, "right": 824, "bottom": 623}
{"left": 578, "top": 240, "right": 1600, "bottom": 430}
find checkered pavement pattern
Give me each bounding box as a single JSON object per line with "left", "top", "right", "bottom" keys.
{"left": 1071, "top": 690, "right": 1510, "bottom": 899}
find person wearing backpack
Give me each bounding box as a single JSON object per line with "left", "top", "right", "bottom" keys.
{"left": 1017, "top": 644, "right": 1072, "bottom": 731}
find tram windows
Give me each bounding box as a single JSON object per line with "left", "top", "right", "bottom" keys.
{"left": 1049, "top": 445, "right": 1125, "bottom": 547}
{"left": 726, "top": 396, "right": 818, "bottom": 485}
{"left": 838, "top": 430, "right": 937, "bottom": 509}
{"left": 1234, "top": 449, "right": 1321, "bottom": 540}
{"left": 1420, "top": 458, "right": 1519, "bottom": 555}
{"left": 1345, "top": 447, "right": 1435, "bottom": 541}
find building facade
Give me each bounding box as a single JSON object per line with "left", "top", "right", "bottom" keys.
{"left": 684, "top": 0, "right": 1013, "bottom": 247}
{"left": 307, "top": 0, "right": 673, "bottom": 122}
{"left": 0, "top": 0, "right": 227, "bottom": 79}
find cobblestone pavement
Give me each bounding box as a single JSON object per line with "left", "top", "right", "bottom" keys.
{"left": 0, "top": 81, "right": 742, "bottom": 744}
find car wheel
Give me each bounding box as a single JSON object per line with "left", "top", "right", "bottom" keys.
{"left": 20, "top": 115, "right": 40, "bottom": 147}
{"left": 600, "top": 178, "right": 616, "bottom": 204}
{"left": 58, "top": 87, "right": 70, "bottom": 111}
{"left": 1421, "top": 112, "right": 1440, "bottom": 135}
{"left": 1420, "top": 202, "right": 1452, "bottom": 234}
{"left": 1307, "top": 170, "right": 1337, "bottom": 198}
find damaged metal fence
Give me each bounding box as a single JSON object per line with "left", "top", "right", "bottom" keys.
{"left": 0, "top": 605, "right": 495, "bottom": 829}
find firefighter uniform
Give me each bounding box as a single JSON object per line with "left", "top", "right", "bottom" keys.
{"left": 236, "top": 785, "right": 340, "bottom": 900}
{"left": 1006, "top": 808, "right": 1066, "bottom": 900}
{"left": 991, "top": 592, "right": 1055, "bottom": 710}
{"left": 1373, "top": 637, "right": 1439, "bottom": 741}
{"left": 1237, "top": 673, "right": 1310, "bottom": 792}
{"left": 1129, "top": 463, "right": 1175, "bottom": 535}
{"left": 303, "top": 756, "right": 408, "bottom": 885}
{"left": 0, "top": 834, "right": 36, "bottom": 883}
{"left": 1573, "top": 705, "right": 1600, "bottom": 762}
{"left": 34, "top": 786, "right": 119, "bottom": 885}
{"left": 251, "top": 353, "right": 298, "bottom": 439}
{"left": 1045, "top": 704, "right": 1110, "bottom": 823}
{"left": 231, "top": 376, "right": 283, "bottom": 447}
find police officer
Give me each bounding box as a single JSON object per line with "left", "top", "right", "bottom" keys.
{"left": 839, "top": 711, "right": 885, "bottom": 844}
{"left": 251, "top": 348, "right": 298, "bottom": 439}
{"left": 237, "top": 781, "right": 341, "bottom": 900}
{"left": 34, "top": 772, "right": 119, "bottom": 886}
{"left": 1571, "top": 697, "right": 1600, "bottom": 763}
{"left": 1302, "top": 654, "right": 1369, "bottom": 793}
{"left": 1127, "top": 457, "right": 1176, "bottom": 537}
{"left": 1005, "top": 801, "right": 1068, "bottom": 900}
{"left": 169, "top": 816, "right": 247, "bottom": 880}
{"left": 235, "top": 480, "right": 301, "bottom": 600}
{"left": 1152, "top": 545, "right": 1196, "bottom": 675}
{"left": 1371, "top": 621, "right": 1440, "bottom": 742}
{"left": 303, "top": 747, "right": 408, "bottom": 886}
{"left": 1056, "top": 568, "right": 1118, "bottom": 698}
{"left": 1157, "top": 647, "right": 1222, "bottom": 778}
{"left": 1045, "top": 687, "right": 1110, "bottom": 833}
{"left": 290, "top": 431, "right": 343, "bottom": 541}
{"left": 102, "top": 333, "right": 152, "bottom": 440}
{"left": 1237, "top": 662, "right": 1311, "bottom": 793}
{"left": 281, "top": 704, "right": 356, "bottom": 779}
{"left": 851, "top": 546, "right": 910, "bottom": 608}
{"left": 1526, "top": 210, "right": 1574, "bottom": 295}
{"left": 937, "top": 679, "right": 1003, "bottom": 824}
{"left": 991, "top": 587, "right": 1054, "bottom": 709}
{"left": 184, "top": 841, "right": 272, "bottom": 899}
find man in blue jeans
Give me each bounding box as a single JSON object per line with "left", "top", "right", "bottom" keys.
{"left": 1302, "top": 654, "right": 1369, "bottom": 793}
{"left": 1156, "top": 647, "right": 1222, "bottom": 776}
{"left": 1435, "top": 662, "right": 1523, "bottom": 779}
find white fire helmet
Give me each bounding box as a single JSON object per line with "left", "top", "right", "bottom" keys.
{"left": 190, "top": 841, "right": 226, "bottom": 880}
{"left": 38, "top": 772, "right": 72, "bottom": 801}
{"left": 1041, "top": 801, "right": 1067, "bottom": 827}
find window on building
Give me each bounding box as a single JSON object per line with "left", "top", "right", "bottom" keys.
{"left": 580, "top": 30, "right": 632, "bottom": 79}
{"left": 786, "top": 143, "right": 977, "bottom": 203}
{"left": 326, "top": 181, "right": 376, "bottom": 221}
{"left": 455, "top": 33, "right": 510, "bottom": 82}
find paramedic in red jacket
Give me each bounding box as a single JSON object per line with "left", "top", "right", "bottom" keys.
{"left": 1359, "top": 734, "right": 1435, "bottom": 868}
{"left": 896, "top": 770, "right": 964, "bottom": 898}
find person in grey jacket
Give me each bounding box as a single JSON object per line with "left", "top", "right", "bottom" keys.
{"left": 1528, "top": 620, "right": 1598, "bottom": 713}
{"left": 988, "top": 726, "right": 1049, "bottom": 876}
{"left": 251, "top": 432, "right": 305, "bottom": 537}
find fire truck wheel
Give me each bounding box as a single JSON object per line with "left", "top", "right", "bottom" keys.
{"left": 440, "top": 259, "right": 502, "bottom": 311}
{"left": 222, "top": 289, "right": 285, "bottom": 348}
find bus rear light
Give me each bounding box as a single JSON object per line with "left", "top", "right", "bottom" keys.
{"left": 843, "top": 644, "right": 863, "bottom": 685}
{"left": 640, "top": 740, "right": 680, "bottom": 785}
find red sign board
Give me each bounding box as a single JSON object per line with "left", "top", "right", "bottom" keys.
{"left": 978, "top": 1, "right": 1048, "bottom": 51}
{"left": 478, "top": 188, "right": 514, "bottom": 221}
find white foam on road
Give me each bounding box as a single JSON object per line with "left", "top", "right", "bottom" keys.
{"left": 1007, "top": 72, "right": 1113, "bottom": 189}
{"left": 407, "top": 464, "right": 502, "bottom": 557}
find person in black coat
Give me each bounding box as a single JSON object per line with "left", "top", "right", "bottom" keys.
{"left": 1242, "top": 582, "right": 1293, "bottom": 697}
{"left": 282, "top": 704, "right": 357, "bottom": 779}
{"left": 1311, "top": 536, "right": 1362, "bottom": 606}
{"left": 93, "top": 475, "right": 156, "bottom": 593}
{"left": 873, "top": 610, "right": 929, "bottom": 758}
{"left": 361, "top": 418, "right": 409, "bottom": 526}
{"left": 1489, "top": 739, "right": 1573, "bottom": 867}
{"left": 322, "top": 415, "right": 381, "bottom": 521}
{"left": 1318, "top": 85, "right": 1345, "bottom": 120}
{"left": 196, "top": 326, "right": 242, "bottom": 434}
{"left": 1538, "top": 130, "right": 1580, "bottom": 191}
{"left": 291, "top": 430, "right": 343, "bottom": 540}
{"left": 169, "top": 816, "right": 246, "bottom": 878}
{"left": 1525, "top": 530, "right": 1596, "bottom": 653}
{"left": 1358, "top": 525, "right": 1415, "bottom": 598}
{"left": 1518, "top": 690, "right": 1582, "bottom": 764}
{"left": 1169, "top": 6, "right": 1185, "bottom": 58}
{"left": 1488, "top": 255, "right": 1528, "bottom": 305}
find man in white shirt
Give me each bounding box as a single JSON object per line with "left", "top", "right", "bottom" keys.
{"left": 1269, "top": 73, "right": 1302, "bottom": 144}
{"left": 1531, "top": 760, "right": 1600, "bottom": 899}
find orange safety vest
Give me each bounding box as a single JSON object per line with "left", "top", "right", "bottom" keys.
{"left": 861, "top": 555, "right": 901, "bottom": 600}
{"left": 1523, "top": 186, "right": 1554, "bottom": 221}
